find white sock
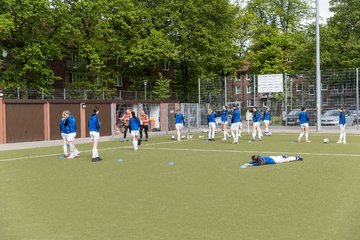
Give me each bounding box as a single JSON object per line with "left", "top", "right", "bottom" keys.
{"left": 339, "top": 133, "right": 343, "bottom": 142}
{"left": 258, "top": 130, "right": 263, "bottom": 139}
{"left": 211, "top": 130, "right": 215, "bottom": 139}
{"left": 92, "top": 148, "right": 99, "bottom": 158}
{"left": 208, "top": 130, "right": 211, "bottom": 139}
{"left": 252, "top": 132, "right": 256, "bottom": 139}
{"left": 133, "top": 140, "right": 138, "bottom": 150}
{"left": 177, "top": 130, "right": 181, "bottom": 140}
{"left": 343, "top": 133, "right": 346, "bottom": 142}
{"left": 265, "top": 127, "right": 269, "bottom": 132}
{"left": 298, "top": 132, "right": 304, "bottom": 140}
{"left": 287, "top": 156, "right": 297, "bottom": 162}
{"left": 223, "top": 130, "right": 227, "bottom": 139}
{"left": 63, "top": 145, "right": 67, "bottom": 155}
{"left": 305, "top": 133, "right": 309, "bottom": 141}
{"left": 231, "top": 131, "right": 236, "bottom": 141}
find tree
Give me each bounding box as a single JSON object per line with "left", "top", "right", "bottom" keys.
{"left": 1, "top": 0, "right": 63, "bottom": 94}
{"left": 239, "top": 0, "right": 312, "bottom": 74}
{"left": 152, "top": 73, "right": 171, "bottom": 100}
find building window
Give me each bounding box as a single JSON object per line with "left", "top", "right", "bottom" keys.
{"left": 235, "top": 75, "right": 240, "bottom": 82}
{"left": 247, "top": 99, "right": 254, "bottom": 107}
{"left": 322, "top": 98, "right": 328, "bottom": 106}
{"left": 235, "top": 86, "right": 241, "bottom": 94}
{"left": 296, "top": 83, "right": 303, "bottom": 92}
{"left": 69, "top": 73, "right": 82, "bottom": 88}
{"left": 115, "top": 75, "right": 123, "bottom": 87}
{"left": 246, "top": 74, "right": 250, "bottom": 81}
{"left": 162, "top": 61, "right": 169, "bottom": 71}
{"left": 321, "top": 84, "right": 328, "bottom": 91}
{"left": 308, "top": 85, "right": 315, "bottom": 95}
{"left": 246, "top": 86, "right": 253, "bottom": 93}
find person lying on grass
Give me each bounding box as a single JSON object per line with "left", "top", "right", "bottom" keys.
{"left": 241, "top": 155, "right": 303, "bottom": 168}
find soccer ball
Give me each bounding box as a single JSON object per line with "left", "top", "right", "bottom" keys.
{"left": 171, "top": 135, "right": 175, "bottom": 140}
{"left": 181, "top": 135, "right": 186, "bottom": 139}
{"left": 323, "top": 138, "right": 329, "bottom": 144}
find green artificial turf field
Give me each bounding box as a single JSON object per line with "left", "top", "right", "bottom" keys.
{"left": 1, "top": 132, "right": 360, "bottom": 240}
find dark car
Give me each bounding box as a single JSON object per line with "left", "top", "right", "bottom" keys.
{"left": 282, "top": 109, "right": 301, "bottom": 126}
{"left": 282, "top": 109, "right": 316, "bottom": 126}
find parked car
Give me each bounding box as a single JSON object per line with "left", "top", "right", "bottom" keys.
{"left": 321, "top": 109, "right": 354, "bottom": 126}
{"left": 282, "top": 108, "right": 316, "bottom": 126}
{"left": 282, "top": 109, "right": 301, "bottom": 125}
{"left": 349, "top": 110, "right": 360, "bottom": 125}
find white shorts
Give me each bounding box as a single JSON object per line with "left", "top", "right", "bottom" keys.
{"left": 264, "top": 120, "right": 270, "bottom": 125}
{"left": 67, "top": 132, "right": 76, "bottom": 142}
{"left": 61, "top": 133, "right": 68, "bottom": 141}
{"left": 175, "top": 123, "right": 183, "bottom": 130}
{"left": 339, "top": 124, "right": 346, "bottom": 129}
{"left": 253, "top": 122, "right": 260, "bottom": 127}
{"left": 209, "top": 122, "right": 216, "bottom": 128}
{"left": 271, "top": 156, "right": 285, "bottom": 163}
{"left": 131, "top": 130, "right": 139, "bottom": 136}
{"left": 222, "top": 121, "right": 228, "bottom": 125}
{"left": 300, "top": 123, "right": 309, "bottom": 128}
{"left": 90, "top": 131, "right": 100, "bottom": 140}
{"left": 231, "top": 122, "right": 240, "bottom": 131}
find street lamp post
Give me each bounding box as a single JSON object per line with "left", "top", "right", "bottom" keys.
{"left": 143, "top": 80, "right": 148, "bottom": 100}
{"left": 0, "top": 50, "right": 8, "bottom": 81}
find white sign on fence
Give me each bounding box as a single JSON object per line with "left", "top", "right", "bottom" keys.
{"left": 258, "top": 74, "right": 283, "bottom": 93}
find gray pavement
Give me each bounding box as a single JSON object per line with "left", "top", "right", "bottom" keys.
{"left": 0, "top": 126, "right": 359, "bottom": 151}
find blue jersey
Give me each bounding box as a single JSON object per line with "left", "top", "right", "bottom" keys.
{"left": 129, "top": 117, "right": 140, "bottom": 131}
{"left": 59, "top": 118, "right": 67, "bottom": 134}
{"left": 88, "top": 114, "right": 101, "bottom": 132}
{"left": 263, "top": 111, "right": 271, "bottom": 121}
{"left": 251, "top": 156, "right": 276, "bottom": 166}
{"left": 339, "top": 111, "right": 346, "bottom": 125}
{"left": 221, "top": 109, "right": 228, "bottom": 122}
{"left": 65, "top": 115, "right": 77, "bottom": 134}
{"left": 207, "top": 112, "right": 216, "bottom": 123}
{"left": 253, "top": 111, "right": 261, "bottom": 123}
{"left": 299, "top": 111, "right": 309, "bottom": 124}
{"left": 175, "top": 113, "right": 184, "bottom": 124}
{"left": 231, "top": 108, "right": 241, "bottom": 123}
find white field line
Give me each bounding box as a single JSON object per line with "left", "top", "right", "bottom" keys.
{"left": 1, "top": 139, "right": 360, "bottom": 162}
{"left": 141, "top": 147, "right": 360, "bottom": 158}
{"left": 0, "top": 141, "right": 175, "bottom": 163}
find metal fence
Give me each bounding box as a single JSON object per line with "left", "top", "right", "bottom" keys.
{"left": 2, "top": 68, "right": 359, "bottom": 128}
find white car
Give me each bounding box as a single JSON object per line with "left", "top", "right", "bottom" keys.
{"left": 321, "top": 109, "right": 353, "bottom": 126}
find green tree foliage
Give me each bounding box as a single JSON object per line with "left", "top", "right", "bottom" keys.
{"left": 1, "top": 0, "right": 63, "bottom": 91}
{"left": 152, "top": 72, "right": 171, "bottom": 100}
{"left": 239, "top": 0, "right": 312, "bottom": 74}
{"left": 324, "top": 0, "right": 360, "bottom": 67}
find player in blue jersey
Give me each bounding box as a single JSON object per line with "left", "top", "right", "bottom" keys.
{"left": 297, "top": 107, "right": 311, "bottom": 143}
{"left": 252, "top": 107, "right": 263, "bottom": 141}
{"left": 129, "top": 111, "right": 141, "bottom": 150}
{"left": 207, "top": 109, "right": 216, "bottom": 141}
{"left": 59, "top": 111, "right": 69, "bottom": 157}
{"left": 175, "top": 109, "right": 184, "bottom": 141}
{"left": 263, "top": 107, "right": 271, "bottom": 136}
{"left": 337, "top": 107, "right": 347, "bottom": 144}
{"left": 220, "top": 106, "right": 230, "bottom": 140}
{"left": 231, "top": 105, "right": 242, "bottom": 144}
{"left": 241, "top": 154, "right": 303, "bottom": 168}
{"left": 64, "top": 111, "right": 80, "bottom": 158}
{"left": 88, "top": 106, "right": 102, "bottom": 162}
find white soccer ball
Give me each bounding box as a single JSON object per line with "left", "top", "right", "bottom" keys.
{"left": 323, "top": 138, "right": 329, "bottom": 144}
{"left": 181, "top": 135, "right": 186, "bottom": 139}
{"left": 171, "top": 135, "right": 175, "bottom": 140}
